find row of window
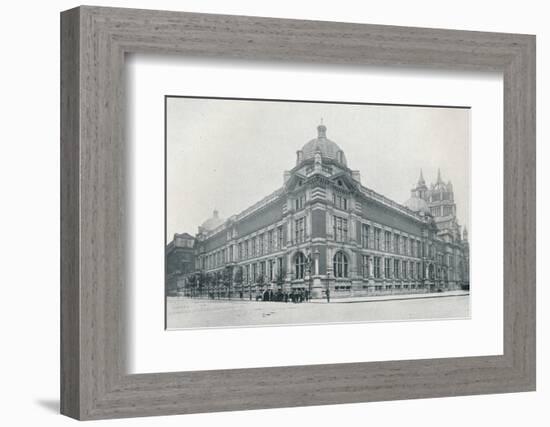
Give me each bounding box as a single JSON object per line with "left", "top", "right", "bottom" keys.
{"left": 238, "top": 226, "right": 285, "bottom": 261}
{"left": 293, "top": 251, "right": 349, "bottom": 279}
{"left": 361, "top": 223, "right": 423, "bottom": 257}
{"left": 333, "top": 194, "right": 348, "bottom": 210}
{"left": 430, "top": 191, "right": 452, "bottom": 202}
{"left": 361, "top": 255, "right": 423, "bottom": 280}
{"left": 295, "top": 193, "right": 349, "bottom": 212}
{"left": 203, "top": 226, "right": 285, "bottom": 270}
{"left": 241, "top": 257, "right": 284, "bottom": 283}
{"left": 294, "top": 195, "right": 305, "bottom": 211}
{"left": 430, "top": 205, "right": 454, "bottom": 217}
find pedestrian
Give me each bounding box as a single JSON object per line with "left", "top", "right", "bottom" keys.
{"left": 326, "top": 288, "right": 330, "bottom": 303}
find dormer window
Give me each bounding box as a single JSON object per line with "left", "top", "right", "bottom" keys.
{"left": 333, "top": 193, "right": 348, "bottom": 210}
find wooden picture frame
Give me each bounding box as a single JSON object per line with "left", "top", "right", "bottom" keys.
{"left": 60, "top": 5, "right": 536, "bottom": 420}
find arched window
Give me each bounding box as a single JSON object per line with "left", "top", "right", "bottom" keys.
{"left": 333, "top": 251, "right": 349, "bottom": 278}
{"left": 295, "top": 252, "right": 306, "bottom": 279}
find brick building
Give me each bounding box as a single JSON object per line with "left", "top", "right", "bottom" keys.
{"left": 177, "top": 123, "right": 469, "bottom": 299}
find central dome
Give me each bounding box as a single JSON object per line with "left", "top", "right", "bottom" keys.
{"left": 301, "top": 124, "right": 347, "bottom": 166}
{"left": 200, "top": 209, "right": 224, "bottom": 232}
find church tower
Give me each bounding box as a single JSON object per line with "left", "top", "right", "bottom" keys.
{"left": 425, "top": 169, "right": 460, "bottom": 236}
{"left": 411, "top": 169, "right": 428, "bottom": 200}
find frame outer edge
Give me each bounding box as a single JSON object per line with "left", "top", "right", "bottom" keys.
{"left": 60, "top": 6, "right": 537, "bottom": 420}
{"left": 60, "top": 6, "right": 81, "bottom": 420}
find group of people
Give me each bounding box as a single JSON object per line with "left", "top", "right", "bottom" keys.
{"left": 248, "top": 288, "right": 311, "bottom": 303}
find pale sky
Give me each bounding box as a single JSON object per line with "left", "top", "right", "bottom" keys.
{"left": 166, "top": 97, "right": 470, "bottom": 240}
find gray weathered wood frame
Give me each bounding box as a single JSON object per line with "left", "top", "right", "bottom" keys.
{"left": 60, "top": 5, "right": 536, "bottom": 420}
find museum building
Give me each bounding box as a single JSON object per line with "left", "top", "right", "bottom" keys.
{"left": 171, "top": 123, "right": 469, "bottom": 299}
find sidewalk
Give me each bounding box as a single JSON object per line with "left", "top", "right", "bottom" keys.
{"left": 310, "top": 290, "right": 469, "bottom": 304}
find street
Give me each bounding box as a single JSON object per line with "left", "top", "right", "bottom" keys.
{"left": 166, "top": 294, "right": 470, "bottom": 329}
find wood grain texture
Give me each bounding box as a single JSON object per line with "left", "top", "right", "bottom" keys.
{"left": 60, "top": 7, "right": 80, "bottom": 419}
{"left": 60, "top": 6, "right": 536, "bottom": 420}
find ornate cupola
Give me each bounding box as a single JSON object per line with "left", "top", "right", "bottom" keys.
{"left": 317, "top": 122, "right": 327, "bottom": 138}
{"left": 300, "top": 121, "right": 347, "bottom": 166}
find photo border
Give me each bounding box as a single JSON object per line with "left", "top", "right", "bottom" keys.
{"left": 163, "top": 94, "right": 472, "bottom": 330}
{"left": 61, "top": 6, "right": 535, "bottom": 420}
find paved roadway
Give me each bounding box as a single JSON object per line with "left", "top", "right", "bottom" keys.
{"left": 166, "top": 294, "right": 470, "bottom": 329}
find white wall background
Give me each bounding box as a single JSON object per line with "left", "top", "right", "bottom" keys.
{"left": 0, "top": 0, "right": 546, "bottom": 426}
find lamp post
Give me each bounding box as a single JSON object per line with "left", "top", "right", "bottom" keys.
{"left": 305, "top": 251, "right": 311, "bottom": 301}
{"left": 326, "top": 269, "right": 331, "bottom": 303}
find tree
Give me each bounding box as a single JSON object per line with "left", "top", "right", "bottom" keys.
{"left": 234, "top": 266, "right": 244, "bottom": 298}
{"left": 197, "top": 271, "right": 206, "bottom": 297}
{"left": 187, "top": 274, "right": 196, "bottom": 297}
{"left": 223, "top": 266, "right": 233, "bottom": 298}
{"left": 205, "top": 272, "right": 215, "bottom": 298}
{"left": 216, "top": 270, "right": 223, "bottom": 298}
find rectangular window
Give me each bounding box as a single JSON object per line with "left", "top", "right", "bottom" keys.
{"left": 409, "top": 261, "right": 414, "bottom": 278}
{"left": 394, "top": 259, "right": 400, "bottom": 278}
{"left": 403, "top": 237, "right": 408, "bottom": 255}
{"left": 417, "top": 262, "right": 422, "bottom": 279}
{"left": 374, "top": 228, "right": 381, "bottom": 250}
{"left": 402, "top": 260, "right": 407, "bottom": 278}
{"left": 410, "top": 238, "right": 414, "bottom": 256}
{"left": 278, "top": 226, "right": 284, "bottom": 249}
{"left": 277, "top": 257, "right": 283, "bottom": 278}
{"left": 268, "top": 230, "right": 273, "bottom": 252}
{"left": 295, "top": 194, "right": 305, "bottom": 211}
{"left": 361, "top": 223, "right": 369, "bottom": 248}
{"left": 394, "top": 234, "right": 400, "bottom": 254}
{"left": 362, "top": 255, "right": 369, "bottom": 278}
{"left": 258, "top": 234, "right": 264, "bottom": 255}
{"left": 384, "top": 231, "right": 391, "bottom": 252}
{"left": 260, "top": 261, "right": 266, "bottom": 277}
{"left": 295, "top": 217, "right": 306, "bottom": 243}
{"left": 373, "top": 256, "right": 381, "bottom": 278}
{"left": 251, "top": 239, "right": 256, "bottom": 258}
{"left": 269, "top": 260, "right": 274, "bottom": 280}
{"left": 334, "top": 216, "right": 348, "bottom": 242}
{"left": 384, "top": 258, "right": 391, "bottom": 278}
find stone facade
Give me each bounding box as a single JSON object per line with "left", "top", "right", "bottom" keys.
{"left": 178, "top": 123, "right": 469, "bottom": 299}
{"left": 166, "top": 232, "right": 195, "bottom": 295}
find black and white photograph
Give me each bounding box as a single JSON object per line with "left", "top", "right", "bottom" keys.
{"left": 165, "top": 96, "right": 471, "bottom": 329}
